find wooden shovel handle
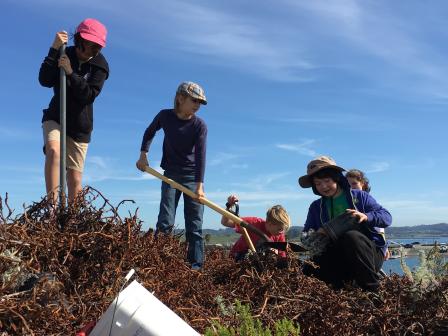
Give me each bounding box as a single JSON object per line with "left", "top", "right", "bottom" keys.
{"left": 143, "top": 166, "right": 256, "bottom": 252}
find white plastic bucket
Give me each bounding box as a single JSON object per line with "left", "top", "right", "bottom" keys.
{"left": 89, "top": 280, "right": 200, "bottom": 336}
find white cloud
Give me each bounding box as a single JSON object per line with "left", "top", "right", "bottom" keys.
{"left": 87, "top": 156, "right": 108, "bottom": 169}
{"left": 275, "top": 112, "right": 374, "bottom": 125}
{"left": 225, "top": 172, "right": 293, "bottom": 192}
{"left": 17, "top": 0, "right": 448, "bottom": 92}
{"left": 366, "top": 161, "right": 390, "bottom": 173}
{"left": 383, "top": 199, "right": 448, "bottom": 226}
{"left": 209, "top": 152, "right": 241, "bottom": 166}
{"left": 289, "top": 0, "right": 448, "bottom": 99}
{"left": 83, "top": 157, "right": 162, "bottom": 183}
{"left": 159, "top": 2, "right": 316, "bottom": 82}
{"left": 276, "top": 140, "right": 318, "bottom": 157}
{"left": 0, "top": 126, "right": 35, "bottom": 140}
{"left": 229, "top": 164, "right": 249, "bottom": 169}
{"left": 296, "top": 0, "right": 363, "bottom": 26}
{"left": 16, "top": 0, "right": 315, "bottom": 82}
{"left": 0, "top": 166, "right": 41, "bottom": 174}
{"left": 206, "top": 189, "right": 313, "bottom": 205}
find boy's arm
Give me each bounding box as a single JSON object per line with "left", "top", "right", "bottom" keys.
{"left": 194, "top": 123, "right": 207, "bottom": 184}
{"left": 221, "top": 195, "right": 238, "bottom": 228}
{"left": 221, "top": 215, "right": 235, "bottom": 228}
{"left": 303, "top": 201, "right": 320, "bottom": 232}
{"left": 277, "top": 233, "right": 287, "bottom": 258}
{"left": 39, "top": 48, "right": 60, "bottom": 88}
{"left": 136, "top": 113, "right": 161, "bottom": 171}
{"left": 39, "top": 31, "right": 68, "bottom": 88}
{"left": 195, "top": 182, "right": 205, "bottom": 200}
{"left": 67, "top": 65, "right": 108, "bottom": 105}
{"left": 362, "top": 193, "right": 392, "bottom": 228}
{"left": 136, "top": 150, "right": 150, "bottom": 171}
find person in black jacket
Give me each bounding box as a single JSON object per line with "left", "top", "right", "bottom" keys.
{"left": 39, "top": 18, "right": 109, "bottom": 204}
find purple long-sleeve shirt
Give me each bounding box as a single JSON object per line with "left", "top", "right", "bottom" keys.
{"left": 140, "top": 109, "right": 207, "bottom": 182}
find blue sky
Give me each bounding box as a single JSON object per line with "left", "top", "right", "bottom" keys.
{"left": 1, "top": 0, "right": 447, "bottom": 229}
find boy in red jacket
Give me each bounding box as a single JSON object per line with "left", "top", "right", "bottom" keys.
{"left": 221, "top": 195, "right": 291, "bottom": 260}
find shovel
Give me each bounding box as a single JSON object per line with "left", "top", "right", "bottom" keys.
{"left": 262, "top": 241, "right": 308, "bottom": 253}
{"left": 142, "top": 166, "right": 256, "bottom": 252}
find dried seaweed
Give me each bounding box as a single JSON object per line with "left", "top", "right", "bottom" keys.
{"left": 0, "top": 189, "right": 447, "bottom": 335}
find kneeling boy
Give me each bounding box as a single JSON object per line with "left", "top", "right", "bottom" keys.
{"left": 299, "top": 156, "right": 392, "bottom": 291}
{"left": 221, "top": 195, "right": 291, "bottom": 261}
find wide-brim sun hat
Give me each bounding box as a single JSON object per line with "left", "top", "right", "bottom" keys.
{"left": 298, "top": 156, "right": 345, "bottom": 188}
{"left": 177, "top": 81, "right": 207, "bottom": 105}
{"left": 76, "top": 18, "right": 107, "bottom": 48}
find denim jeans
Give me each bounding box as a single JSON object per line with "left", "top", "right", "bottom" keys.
{"left": 156, "top": 169, "right": 204, "bottom": 268}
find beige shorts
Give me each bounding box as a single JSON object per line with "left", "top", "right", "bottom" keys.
{"left": 42, "top": 120, "right": 89, "bottom": 172}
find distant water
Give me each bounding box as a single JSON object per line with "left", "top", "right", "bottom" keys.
{"left": 388, "top": 237, "right": 448, "bottom": 245}
{"left": 383, "top": 237, "right": 448, "bottom": 276}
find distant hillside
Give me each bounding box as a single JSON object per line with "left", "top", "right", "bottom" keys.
{"left": 201, "top": 223, "right": 448, "bottom": 239}
{"left": 386, "top": 223, "right": 448, "bottom": 237}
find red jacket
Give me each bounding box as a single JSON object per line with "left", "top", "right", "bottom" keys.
{"left": 230, "top": 217, "right": 286, "bottom": 258}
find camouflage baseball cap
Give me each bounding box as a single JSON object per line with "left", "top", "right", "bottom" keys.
{"left": 177, "top": 81, "right": 207, "bottom": 105}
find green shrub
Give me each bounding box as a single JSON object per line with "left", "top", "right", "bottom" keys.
{"left": 400, "top": 246, "right": 448, "bottom": 299}
{"left": 205, "top": 300, "right": 300, "bottom": 336}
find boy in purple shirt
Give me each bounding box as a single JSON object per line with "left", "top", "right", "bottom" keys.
{"left": 136, "top": 82, "right": 207, "bottom": 270}
{"left": 299, "top": 156, "right": 392, "bottom": 291}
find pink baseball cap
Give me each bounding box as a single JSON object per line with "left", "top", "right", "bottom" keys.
{"left": 76, "top": 18, "right": 107, "bottom": 47}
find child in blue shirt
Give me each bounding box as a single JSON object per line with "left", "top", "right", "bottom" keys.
{"left": 299, "top": 156, "right": 392, "bottom": 291}
{"left": 136, "top": 82, "right": 207, "bottom": 270}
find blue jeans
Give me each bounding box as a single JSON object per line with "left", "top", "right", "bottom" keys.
{"left": 156, "top": 169, "right": 204, "bottom": 268}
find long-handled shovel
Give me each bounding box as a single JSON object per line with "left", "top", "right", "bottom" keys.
{"left": 59, "top": 43, "right": 67, "bottom": 208}
{"left": 142, "top": 166, "right": 256, "bottom": 252}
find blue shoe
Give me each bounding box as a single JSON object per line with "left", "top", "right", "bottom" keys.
{"left": 191, "top": 263, "right": 202, "bottom": 271}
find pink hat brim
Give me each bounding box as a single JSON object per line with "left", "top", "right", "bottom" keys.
{"left": 79, "top": 32, "right": 106, "bottom": 47}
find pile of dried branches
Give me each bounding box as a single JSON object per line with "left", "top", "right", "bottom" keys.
{"left": 0, "top": 188, "right": 447, "bottom": 335}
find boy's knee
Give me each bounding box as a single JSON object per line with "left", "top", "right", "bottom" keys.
{"left": 341, "top": 230, "right": 364, "bottom": 244}
{"left": 340, "top": 230, "right": 371, "bottom": 255}
{"left": 45, "top": 143, "right": 60, "bottom": 161}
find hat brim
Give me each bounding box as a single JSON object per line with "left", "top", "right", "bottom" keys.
{"left": 79, "top": 32, "right": 106, "bottom": 47}
{"left": 298, "top": 165, "right": 345, "bottom": 188}
{"left": 298, "top": 175, "right": 312, "bottom": 188}
{"left": 191, "top": 95, "right": 207, "bottom": 105}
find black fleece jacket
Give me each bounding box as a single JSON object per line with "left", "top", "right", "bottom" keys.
{"left": 39, "top": 46, "right": 109, "bottom": 143}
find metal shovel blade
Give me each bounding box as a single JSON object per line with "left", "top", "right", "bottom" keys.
{"left": 263, "top": 241, "right": 309, "bottom": 252}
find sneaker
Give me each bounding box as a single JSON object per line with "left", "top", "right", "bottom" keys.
{"left": 191, "top": 263, "right": 202, "bottom": 271}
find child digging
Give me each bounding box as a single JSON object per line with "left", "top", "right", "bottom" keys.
{"left": 221, "top": 195, "right": 291, "bottom": 261}
{"left": 39, "top": 18, "right": 109, "bottom": 204}
{"left": 136, "top": 82, "right": 207, "bottom": 270}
